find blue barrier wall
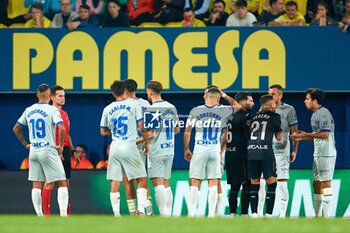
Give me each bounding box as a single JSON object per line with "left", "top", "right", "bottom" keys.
{"left": 1, "top": 92, "right": 348, "bottom": 170}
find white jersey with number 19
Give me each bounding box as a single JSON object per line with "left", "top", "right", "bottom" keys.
{"left": 17, "top": 102, "right": 63, "bottom": 150}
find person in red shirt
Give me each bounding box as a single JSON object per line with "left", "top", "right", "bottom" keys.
{"left": 71, "top": 144, "right": 94, "bottom": 169}
{"left": 127, "top": 0, "right": 154, "bottom": 25}
{"left": 42, "top": 85, "right": 79, "bottom": 216}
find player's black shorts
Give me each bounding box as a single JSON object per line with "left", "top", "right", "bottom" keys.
{"left": 248, "top": 159, "right": 276, "bottom": 179}
{"left": 62, "top": 146, "right": 71, "bottom": 179}
{"left": 225, "top": 151, "right": 249, "bottom": 185}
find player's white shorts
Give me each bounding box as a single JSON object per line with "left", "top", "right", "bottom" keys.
{"left": 28, "top": 147, "right": 66, "bottom": 183}
{"left": 313, "top": 156, "right": 336, "bottom": 182}
{"left": 275, "top": 153, "right": 290, "bottom": 180}
{"left": 148, "top": 155, "right": 174, "bottom": 179}
{"left": 137, "top": 143, "right": 147, "bottom": 165}
{"left": 190, "top": 151, "right": 221, "bottom": 180}
{"left": 107, "top": 141, "right": 147, "bottom": 181}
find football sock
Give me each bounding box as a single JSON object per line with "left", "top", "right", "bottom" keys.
{"left": 165, "top": 187, "right": 173, "bottom": 216}
{"left": 110, "top": 192, "right": 121, "bottom": 217}
{"left": 314, "top": 194, "right": 323, "bottom": 217}
{"left": 208, "top": 186, "right": 218, "bottom": 217}
{"left": 250, "top": 184, "right": 260, "bottom": 215}
{"left": 145, "top": 197, "right": 154, "bottom": 216}
{"left": 241, "top": 182, "right": 251, "bottom": 215}
{"left": 42, "top": 188, "right": 51, "bottom": 216}
{"left": 323, "top": 188, "right": 333, "bottom": 218}
{"left": 228, "top": 183, "right": 240, "bottom": 214}
{"left": 278, "top": 181, "right": 289, "bottom": 218}
{"left": 154, "top": 185, "right": 167, "bottom": 216}
{"left": 266, "top": 182, "right": 277, "bottom": 215}
{"left": 67, "top": 198, "right": 71, "bottom": 215}
{"left": 57, "top": 187, "right": 69, "bottom": 217}
{"left": 258, "top": 179, "right": 266, "bottom": 216}
{"left": 127, "top": 199, "right": 136, "bottom": 215}
{"left": 136, "top": 188, "right": 147, "bottom": 214}
{"left": 187, "top": 186, "right": 199, "bottom": 217}
{"left": 215, "top": 193, "right": 223, "bottom": 216}
{"left": 32, "top": 188, "right": 43, "bottom": 216}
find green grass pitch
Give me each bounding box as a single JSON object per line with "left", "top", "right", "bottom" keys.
{"left": 1, "top": 215, "right": 349, "bottom": 233}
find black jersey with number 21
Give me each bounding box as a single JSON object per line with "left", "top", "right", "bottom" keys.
{"left": 247, "top": 110, "right": 282, "bottom": 160}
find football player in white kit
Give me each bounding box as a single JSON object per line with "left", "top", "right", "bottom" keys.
{"left": 123, "top": 79, "right": 154, "bottom": 216}
{"left": 184, "top": 87, "right": 233, "bottom": 217}
{"left": 13, "top": 84, "right": 69, "bottom": 217}
{"left": 292, "top": 88, "right": 336, "bottom": 218}
{"left": 146, "top": 80, "right": 180, "bottom": 216}
{"left": 100, "top": 80, "right": 150, "bottom": 216}
{"left": 268, "top": 84, "right": 299, "bottom": 218}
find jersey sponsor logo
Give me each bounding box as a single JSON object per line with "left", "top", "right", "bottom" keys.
{"left": 248, "top": 145, "right": 268, "bottom": 150}
{"left": 196, "top": 139, "right": 219, "bottom": 145}
{"left": 161, "top": 142, "right": 174, "bottom": 148}
{"left": 226, "top": 147, "right": 237, "bottom": 152}
{"left": 31, "top": 142, "right": 49, "bottom": 148}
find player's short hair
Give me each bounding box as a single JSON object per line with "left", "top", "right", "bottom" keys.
{"left": 124, "top": 79, "right": 138, "bottom": 92}
{"left": 260, "top": 94, "right": 274, "bottom": 105}
{"left": 37, "top": 84, "right": 50, "bottom": 93}
{"left": 306, "top": 88, "right": 325, "bottom": 105}
{"left": 80, "top": 4, "right": 90, "bottom": 11}
{"left": 207, "top": 87, "right": 221, "bottom": 97}
{"left": 236, "top": 0, "right": 247, "bottom": 8}
{"left": 110, "top": 80, "right": 125, "bottom": 96}
{"left": 286, "top": 1, "right": 298, "bottom": 8}
{"left": 76, "top": 144, "right": 88, "bottom": 153}
{"left": 205, "top": 85, "right": 218, "bottom": 90}
{"left": 235, "top": 92, "right": 252, "bottom": 103}
{"left": 31, "top": 3, "right": 44, "bottom": 11}
{"left": 147, "top": 80, "right": 163, "bottom": 94}
{"left": 50, "top": 85, "right": 64, "bottom": 96}
{"left": 269, "top": 84, "right": 283, "bottom": 92}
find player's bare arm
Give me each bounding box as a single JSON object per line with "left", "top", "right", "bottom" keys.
{"left": 56, "top": 123, "right": 65, "bottom": 156}
{"left": 220, "top": 128, "right": 227, "bottom": 155}
{"left": 100, "top": 128, "right": 111, "bottom": 137}
{"left": 138, "top": 121, "right": 149, "bottom": 154}
{"left": 13, "top": 124, "right": 30, "bottom": 149}
{"left": 275, "top": 131, "right": 283, "bottom": 141}
{"left": 183, "top": 125, "right": 193, "bottom": 162}
{"left": 174, "top": 126, "right": 180, "bottom": 135}
{"left": 290, "top": 125, "right": 299, "bottom": 163}
{"left": 295, "top": 130, "right": 329, "bottom": 141}
{"left": 136, "top": 130, "right": 155, "bottom": 145}
{"left": 68, "top": 135, "right": 80, "bottom": 165}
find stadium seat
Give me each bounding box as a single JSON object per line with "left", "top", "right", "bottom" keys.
{"left": 138, "top": 22, "right": 163, "bottom": 28}
{"left": 8, "top": 23, "right": 26, "bottom": 28}
{"left": 164, "top": 22, "right": 182, "bottom": 27}
{"left": 7, "top": 0, "right": 29, "bottom": 19}
{"left": 0, "top": 24, "right": 7, "bottom": 28}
